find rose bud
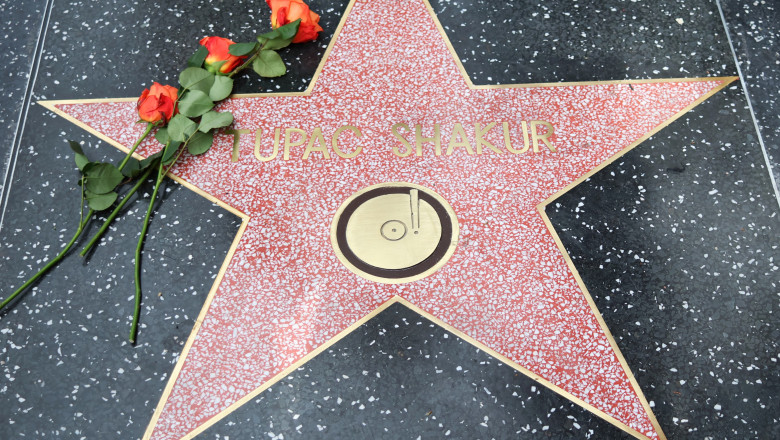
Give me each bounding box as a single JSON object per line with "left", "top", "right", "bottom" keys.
{"left": 199, "top": 36, "right": 248, "bottom": 74}
{"left": 266, "top": 0, "right": 323, "bottom": 43}
{"left": 137, "top": 82, "right": 178, "bottom": 124}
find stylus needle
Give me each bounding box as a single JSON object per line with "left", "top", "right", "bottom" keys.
{"left": 410, "top": 189, "right": 419, "bottom": 231}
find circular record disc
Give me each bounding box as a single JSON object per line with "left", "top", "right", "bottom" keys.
{"left": 331, "top": 182, "right": 459, "bottom": 284}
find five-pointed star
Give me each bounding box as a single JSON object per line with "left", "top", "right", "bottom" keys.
{"left": 43, "top": 0, "right": 733, "bottom": 438}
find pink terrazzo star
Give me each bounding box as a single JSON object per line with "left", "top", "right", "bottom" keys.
{"left": 44, "top": 0, "right": 734, "bottom": 438}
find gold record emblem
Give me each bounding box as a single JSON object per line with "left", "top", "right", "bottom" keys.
{"left": 331, "top": 182, "right": 459, "bottom": 283}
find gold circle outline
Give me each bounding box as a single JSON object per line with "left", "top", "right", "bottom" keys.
{"left": 330, "top": 182, "right": 459, "bottom": 284}
{"left": 380, "top": 220, "right": 408, "bottom": 241}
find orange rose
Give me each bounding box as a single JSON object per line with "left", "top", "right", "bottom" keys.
{"left": 266, "top": 0, "right": 323, "bottom": 43}
{"left": 136, "top": 82, "right": 178, "bottom": 124}
{"left": 199, "top": 36, "right": 248, "bottom": 74}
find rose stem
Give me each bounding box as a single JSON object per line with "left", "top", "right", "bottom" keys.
{"left": 129, "top": 142, "right": 171, "bottom": 343}
{"left": 2, "top": 210, "right": 92, "bottom": 311}
{"left": 118, "top": 123, "right": 154, "bottom": 170}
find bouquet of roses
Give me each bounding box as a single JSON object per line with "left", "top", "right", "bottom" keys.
{"left": 2, "top": 0, "right": 323, "bottom": 343}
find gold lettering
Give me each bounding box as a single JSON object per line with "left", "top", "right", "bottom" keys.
{"left": 446, "top": 123, "right": 474, "bottom": 156}
{"left": 521, "top": 121, "right": 532, "bottom": 153}
{"left": 332, "top": 125, "right": 363, "bottom": 159}
{"left": 254, "top": 128, "right": 280, "bottom": 162}
{"left": 283, "top": 128, "right": 307, "bottom": 160}
{"left": 415, "top": 124, "right": 441, "bottom": 156}
{"left": 502, "top": 122, "right": 522, "bottom": 154}
{"left": 225, "top": 129, "right": 251, "bottom": 162}
{"left": 303, "top": 127, "right": 330, "bottom": 160}
{"left": 531, "top": 120, "right": 556, "bottom": 152}
{"left": 242, "top": 122, "right": 554, "bottom": 161}
{"left": 391, "top": 123, "right": 413, "bottom": 157}
{"left": 475, "top": 122, "right": 501, "bottom": 154}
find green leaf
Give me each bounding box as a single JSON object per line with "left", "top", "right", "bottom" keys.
{"left": 179, "top": 67, "right": 213, "bottom": 90}
{"left": 74, "top": 154, "right": 90, "bottom": 171}
{"left": 69, "top": 140, "right": 90, "bottom": 171}
{"left": 178, "top": 89, "right": 214, "bottom": 117}
{"left": 209, "top": 75, "right": 234, "bottom": 101}
{"left": 261, "top": 37, "right": 293, "bottom": 51}
{"left": 140, "top": 152, "right": 162, "bottom": 170}
{"left": 188, "top": 73, "right": 215, "bottom": 94}
{"left": 121, "top": 158, "right": 142, "bottom": 178}
{"left": 229, "top": 42, "right": 257, "bottom": 56}
{"left": 155, "top": 127, "right": 169, "bottom": 145}
{"left": 187, "top": 46, "right": 208, "bottom": 68}
{"left": 68, "top": 140, "right": 85, "bottom": 156}
{"left": 258, "top": 20, "right": 301, "bottom": 50}
{"left": 187, "top": 131, "right": 214, "bottom": 155}
{"left": 258, "top": 29, "right": 281, "bottom": 41}
{"left": 253, "top": 50, "right": 286, "bottom": 78}
{"left": 276, "top": 19, "right": 301, "bottom": 40}
{"left": 167, "top": 114, "right": 198, "bottom": 142}
{"left": 81, "top": 162, "right": 98, "bottom": 175}
{"left": 198, "top": 111, "right": 234, "bottom": 133}
{"left": 84, "top": 163, "right": 124, "bottom": 194}
{"left": 162, "top": 141, "right": 182, "bottom": 165}
{"left": 85, "top": 190, "right": 118, "bottom": 211}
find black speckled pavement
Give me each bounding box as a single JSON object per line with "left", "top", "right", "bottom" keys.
{"left": 1, "top": 0, "right": 778, "bottom": 439}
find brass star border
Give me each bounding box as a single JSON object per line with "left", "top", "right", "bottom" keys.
{"left": 38, "top": 0, "right": 737, "bottom": 438}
